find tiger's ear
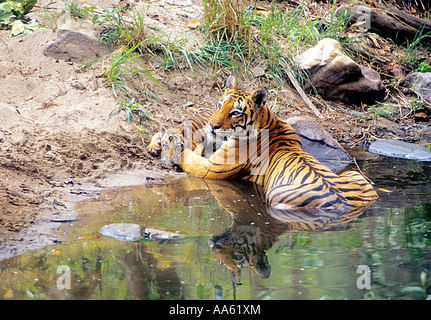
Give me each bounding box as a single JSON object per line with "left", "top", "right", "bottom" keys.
{"left": 251, "top": 87, "right": 268, "bottom": 111}
{"left": 160, "top": 126, "right": 167, "bottom": 135}
{"left": 225, "top": 75, "right": 238, "bottom": 90}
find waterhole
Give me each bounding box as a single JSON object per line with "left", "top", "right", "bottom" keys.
{"left": 1, "top": 148, "right": 430, "bottom": 300}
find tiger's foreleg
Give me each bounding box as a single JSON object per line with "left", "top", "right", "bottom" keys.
{"left": 180, "top": 139, "right": 246, "bottom": 179}
{"left": 193, "top": 143, "right": 205, "bottom": 156}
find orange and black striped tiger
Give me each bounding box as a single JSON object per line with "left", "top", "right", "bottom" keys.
{"left": 205, "top": 179, "right": 370, "bottom": 285}
{"left": 179, "top": 75, "right": 379, "bottom": 209}
{"left": 149, "top": 176, "right": 372, "bottom": 285}
{"left": 147, "top": 110, "right": 212, "bottom": 165}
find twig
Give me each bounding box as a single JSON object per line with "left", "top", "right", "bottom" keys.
{"left": 285, "top": 68, "right": 324, "bottom": 119}
{"left": 353, "top": 156, "right": 375, "bottom": 185}
{"left": 337, "top": 156, "right": 374, "bottom": 185}
{"left": 337, "top": 156, "right": 353, "bottom": 165}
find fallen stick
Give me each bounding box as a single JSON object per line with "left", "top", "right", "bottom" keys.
{"left": 338, "top": 156, "right": 375, "bottom": 185}
{"left": 285, "top": 68, "right": 324, "bottom": 119}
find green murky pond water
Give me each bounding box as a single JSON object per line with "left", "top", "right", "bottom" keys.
{"left": 1, "top": 148, "right": 430, "bottom": 300}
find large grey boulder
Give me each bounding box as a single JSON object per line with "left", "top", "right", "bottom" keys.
{"left": 43, "top": 20, "right": 113, "bottom": 64}
{"left": 369, "top": 139, "right": 431, "bottom": 161}
{"left": 287, "top": 116, "right": 352, "bottom": 172}
{"left": 297, "top": 38, "right": 385, "bottom": 105}
{"left": 400, "top": 72, "right": 431, "bottom": 104}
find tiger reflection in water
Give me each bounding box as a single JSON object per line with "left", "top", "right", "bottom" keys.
{"left": 154, "top": 177, "right": 372, "bottom": 285}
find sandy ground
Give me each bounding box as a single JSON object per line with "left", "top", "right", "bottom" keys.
{"left": 0, "top": 0, "right": 225, "bottom": 259}
{"left": 0, "top": 0, "right": 430, "bottom": 260}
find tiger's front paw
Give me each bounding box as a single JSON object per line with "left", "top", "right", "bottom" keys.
{"left": 180, "top": 148, "right": 210, "bottom": 177}
{"left": 147, "top": 132, "right": 162, "bottom": 156}
{"left": 193, "top": 143, "right": 204, "bottom": 156}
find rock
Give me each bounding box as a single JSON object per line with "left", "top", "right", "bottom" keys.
{"left": 287, "top": 116, "right": 351, "bottom": 172}
{"left": 99, "top": 223, "right": 184, "bottom": 241}
{"left": 336, "top": 5, "right": 431, "bottom": 44}
{"left": 144, "top": 228, "right": 184, "bottom": 240}
{"left": 252, "top": 65, "right": 266, "bottom": 77}
{"left": 400, "top": 72, "right": 431, "bottom": 104}
{"left": 297, "top": 38, "right": 385, "bottom": 105}
{"left": 43, "top": 19, "right": 113, "bottom": 64}
{"left": 100, "top": 223, "right": 143, "bottom": 242}
{"left": 368, "top": 139, "right": 431, "bottom": 161}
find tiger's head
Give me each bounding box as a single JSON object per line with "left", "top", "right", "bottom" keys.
{"left": 209, "top": 225, "right": 272, "bottom": 285}
{"left": 160, "top": 126, "right": 183, "bottom": 166}
{"left": 205, "top": 75, "right": 269, "bottom": 144}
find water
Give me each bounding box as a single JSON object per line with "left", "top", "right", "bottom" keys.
{"left": 1, "top": 148, "right": 430, "bottom": 300}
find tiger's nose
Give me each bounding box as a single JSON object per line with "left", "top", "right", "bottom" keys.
{"left": 209, "top": 123, "right": 221, "bottom": 130}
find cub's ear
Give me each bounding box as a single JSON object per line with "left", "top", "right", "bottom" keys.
{"left": 251, "top": 87, "right": 268, "bottom": 111}
{"left": 160, "top": 126, "right": 167, "bottom": 135}
{"left": 225, "top": 75, "right": 238, "bottom": 90}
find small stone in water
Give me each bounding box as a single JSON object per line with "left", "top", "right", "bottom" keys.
{"left": 99, "top": 223, "right": 184, "bottom": 241}
{"left": 99, "top": 223, "right": 142, "bottom": 242}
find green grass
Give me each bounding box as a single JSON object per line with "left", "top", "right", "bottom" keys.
{"left": 103, "top": 42, "right": 143, "bottom": 98}
{"left": 197, "top": 1, "right": 354, "bottom": 84}
{"left": 99, "top": 40, "right": 166, "bottom": 100}
{"left": 77, "top": 1, "right": 430, "bottom": 126}
{"left": 66, "top": 0, "right": 95, "bottom": 19}
{"left": 368, "top": 103, "right": 399, "bottom": 120}
{"left": 88, "top": 1, "right": 354, "bottom": 90}
{"left": 92, "top": 6, "right": 131, "bottom": 46}
{"left": 202, "top": 0, "right": 249, "bottom": 41}
{"left": 111, "top": 98, "right": 152, "bottom": 125}
{"left": 394, "top": 27, "right": 431, "bottom": 72}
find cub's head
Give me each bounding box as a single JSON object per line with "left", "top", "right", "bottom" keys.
{"left": 160, "top": 126, "right": 183, "bottom": 166}
{"left": 206, "top": 75, "right": 269, "bottom": 143}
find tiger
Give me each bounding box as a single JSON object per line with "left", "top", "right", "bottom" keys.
{"left": 148, "top": 176, "right": 371, "bottom": 284}
{"left": 159, "top": 126, "right": 183, "bottom": 165}
{"left": 179, "top": 75, "right": 379, "bottom": 209}
{"left": 147, "top": 110, "right": 212, "bottom": 165}
{"left": 203, "top": 179, "right": 370, "bottom": 285}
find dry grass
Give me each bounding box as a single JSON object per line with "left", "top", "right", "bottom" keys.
{"left": 203, "top": 0, "right": 250, "bottom": 41}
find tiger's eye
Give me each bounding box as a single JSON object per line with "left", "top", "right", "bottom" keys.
{"left": 230, "top": 110, "right": 242, "bottom": 118}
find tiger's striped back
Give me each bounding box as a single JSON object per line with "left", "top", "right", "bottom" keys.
{"left": 247, "top": 108, "right": 378, "bottom": 209}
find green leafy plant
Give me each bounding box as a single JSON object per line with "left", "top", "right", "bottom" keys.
{"left": 0, "top": 0, "right": 39, "bottom": 35}
{"left": 66, "top": 0, "right": 96, "bottom": 19}
{"left": 408, "top": 97, "right": 425, "bottom": 113}
{"left": 111, "top": 98, "right": 152, "bottom": 125}
{"left": 415, "top": 61, "right": 431, "bottom": 73}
